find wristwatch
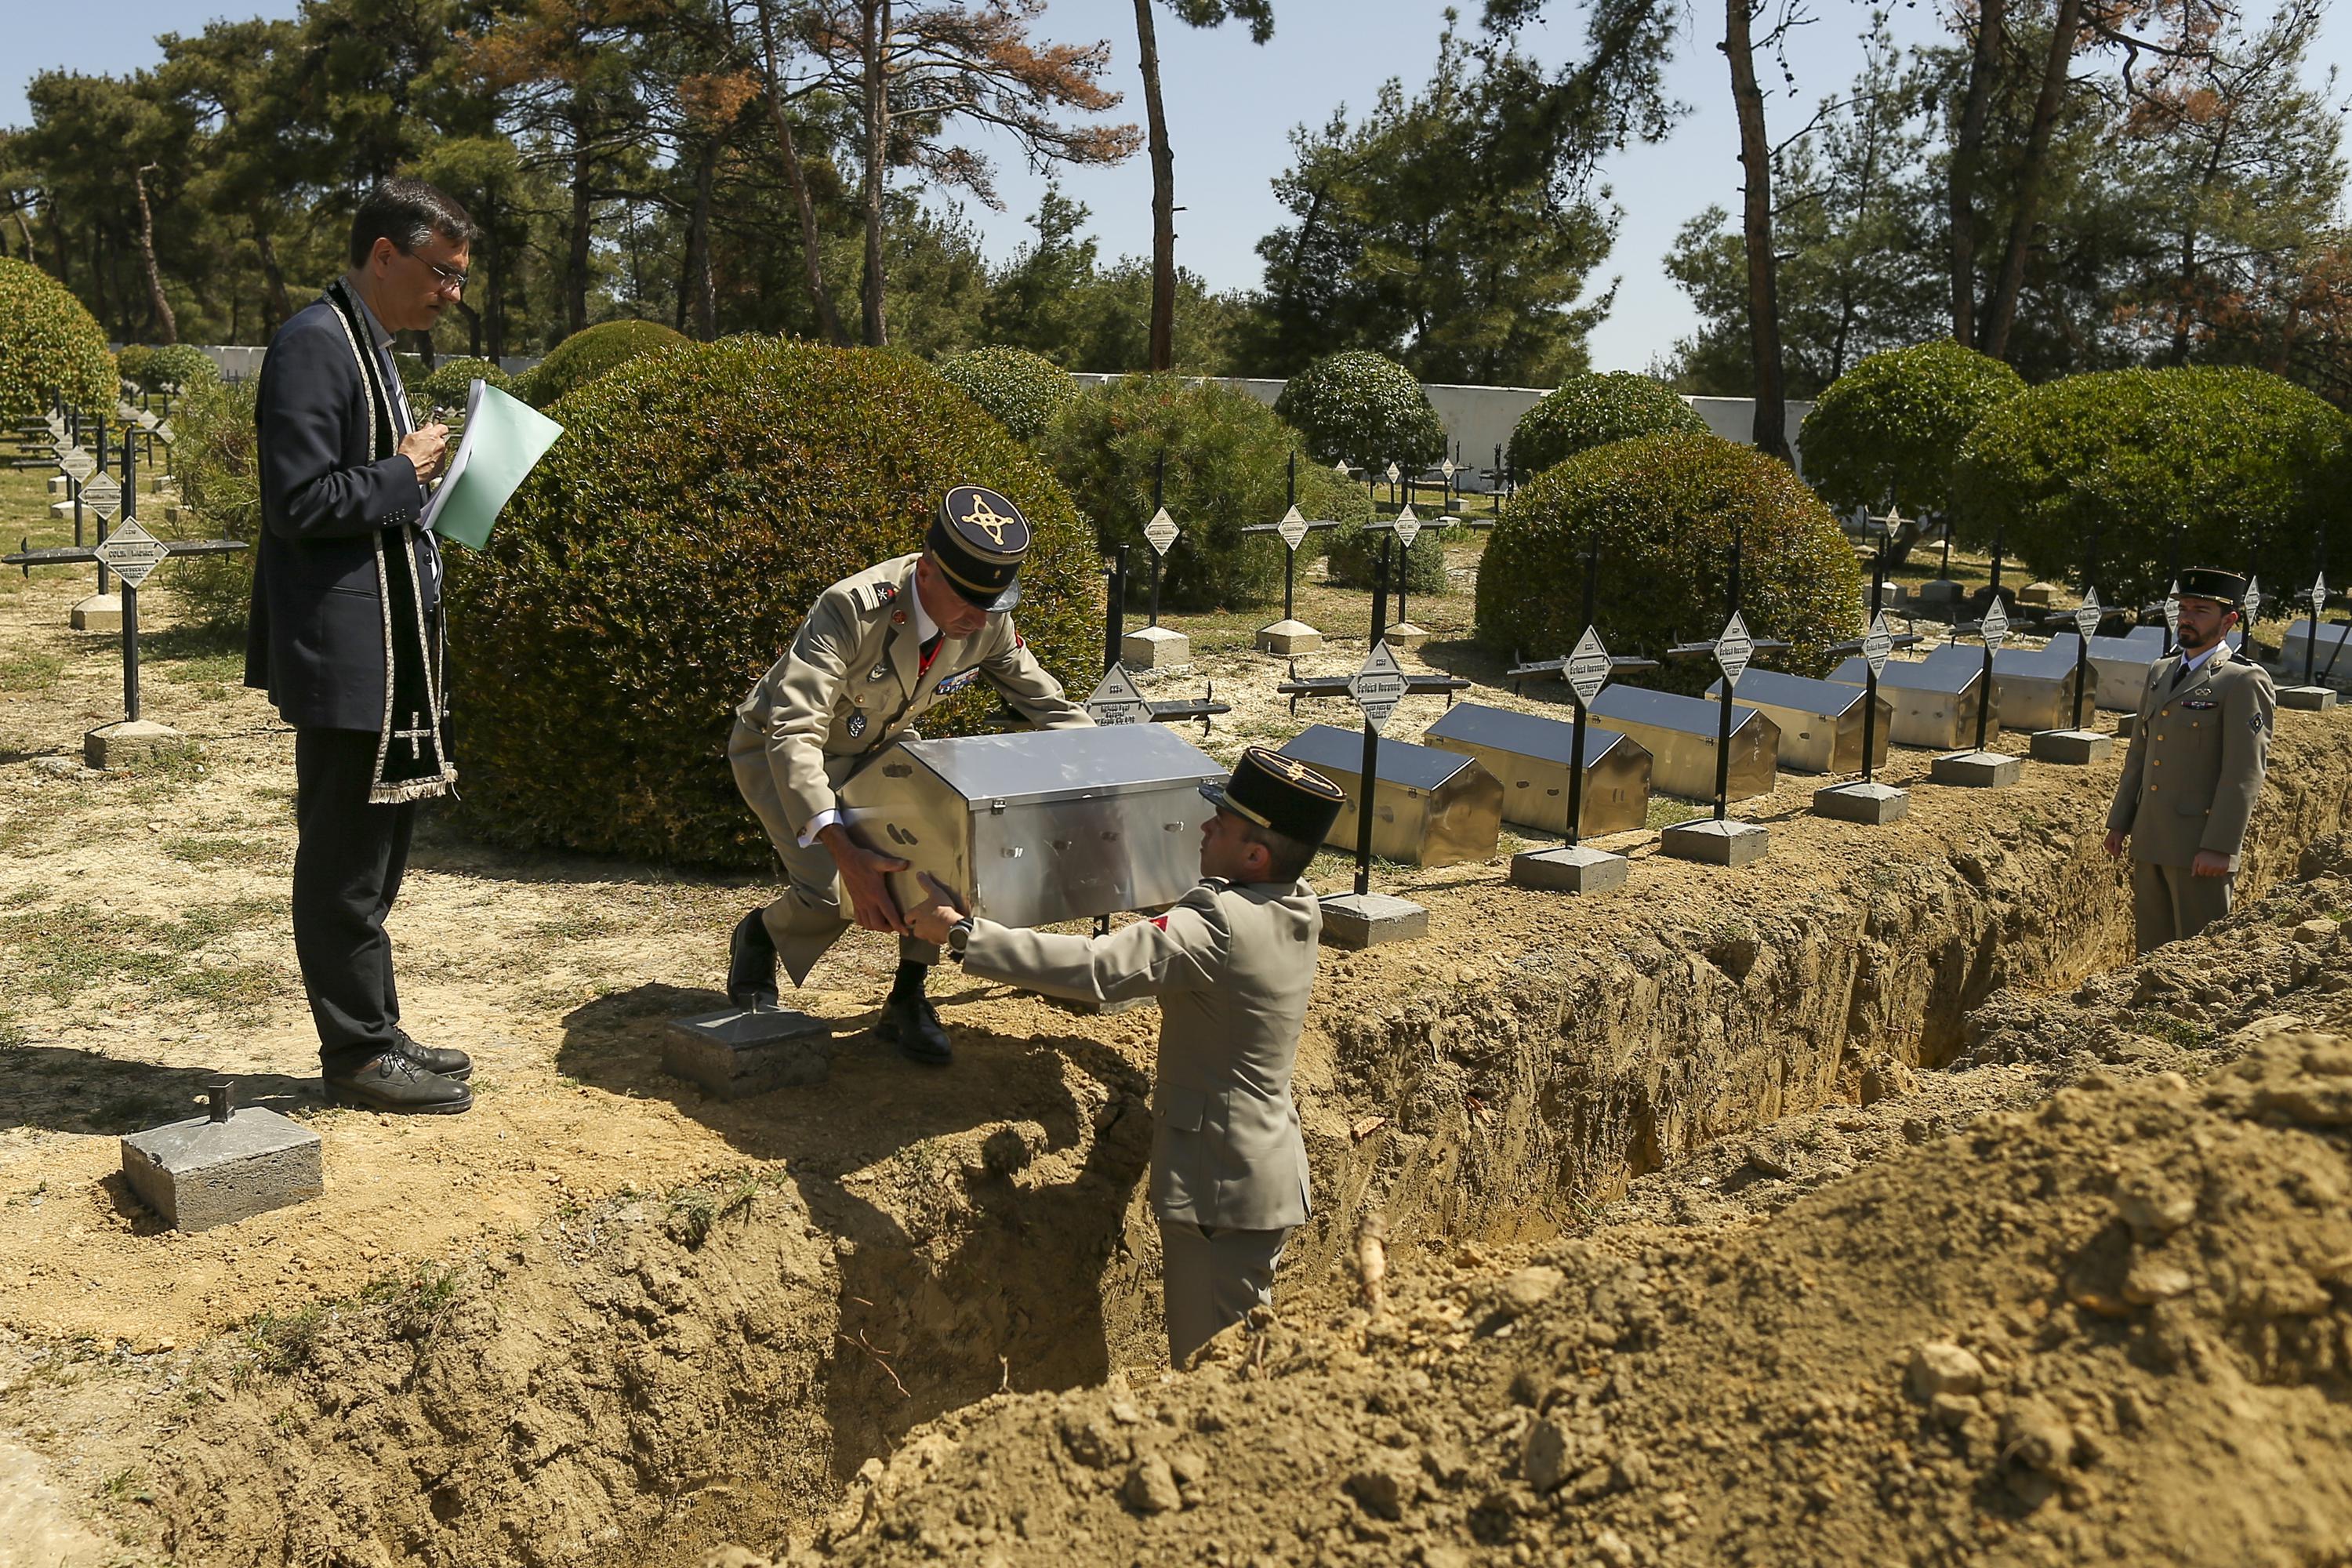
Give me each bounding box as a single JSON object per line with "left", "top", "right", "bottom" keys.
{"left": 946, "top": 917, "right": 975, "bottom": 959}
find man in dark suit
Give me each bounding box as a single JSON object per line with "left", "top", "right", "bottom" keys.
{"left": 247, "top": 180, "right": 479, "bottom": 1112}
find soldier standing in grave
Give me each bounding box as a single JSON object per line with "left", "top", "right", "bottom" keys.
{"left": 727, "top": 486, "right": 1091, "bottom": 1064}
{"left": 2104, "top": 568, "right": 2277, "bottom": 952}
{"left": 247, "top": 179, "right": 477, "bottom": 1114}
{"left": 903, "top": 747, "right": 1346, "bottom": 1368}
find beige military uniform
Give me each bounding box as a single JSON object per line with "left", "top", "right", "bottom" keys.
{"left": 2106, "top": 640, "right": 2274, "bottom": 951}
{"left": 958, "top": 877, "right": 1321, "bottom": 1365}
{"left": 730, "top": 553, "right": 1088, "bottom": 982}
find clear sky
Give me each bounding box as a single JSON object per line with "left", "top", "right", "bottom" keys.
{"left": 8, "top": 0, "right": 2347, "bottom": 372}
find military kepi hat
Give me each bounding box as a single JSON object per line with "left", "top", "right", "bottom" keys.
{"left": 928, "top": 485, "right": 1031, "bottom": 611}
{"left": 1201, "top": 746, "right": 1347, "bottom": 848}
{"left": 2178, "top": 568, "right": 2248, "bottom": 605}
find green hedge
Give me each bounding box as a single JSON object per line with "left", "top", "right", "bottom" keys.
{"left": 1044, "top": 373, "right": 1305, "bottom": 612}
{"left": 445, "top": 337, "right": 1102, "bottom": 867}
{"left": 1508, "top": 372, "right": 1707, "bottom": 477}
{"left": 936, "top": 346, "right": 1076, "bottom": 445}
{"left": 1799, "top": 340, "right": 2024, "bottom": 518}
{"left": 1273, "top": 350, "right": 1446, "bottom": 471}
{"left": 164, "top": 376, "right": 262, "bottom": 628}
{"left": 524, "top": 318, "right": 689, "bottom": 409}
{"left": 1477, "top": 431, "right": 1863, "bottom": 692}
{"left": 412, "top": 355, "right": 510, "bottom": 419}
{"left": 0, "top": 257, "right": 117, "bottom": 421}
{"left": 1951, "top": 367, "right": 2352, "bottom": 609}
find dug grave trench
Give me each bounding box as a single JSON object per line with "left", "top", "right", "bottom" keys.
{"left": 18, "top": 713, "right": 2344, "bottom": 1568}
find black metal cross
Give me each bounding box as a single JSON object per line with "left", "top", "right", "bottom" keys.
{"left": 1665, "top": 523, "right": 1791, "bottom": 822}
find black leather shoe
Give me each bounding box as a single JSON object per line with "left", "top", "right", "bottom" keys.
{"left": 325, "top": 1051, "right": 473, "bottom": 1114}
{"left": 394, "top": 1033, "right": 472, "bottom": 1081}
{"left": 875, "top": 991, "right": 953, "bottom": 1066}
{"left": 728, "top": 909, "right": 779, "bottom": 1010}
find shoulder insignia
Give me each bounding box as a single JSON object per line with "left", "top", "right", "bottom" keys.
{"left": 850, "top": 579, "right": 901, "bottom": 614}
{"left": 2251, "top": 709, "right": 2268, "bottom": 733}
{"left": 1149, "top": 914, "right": 1169, "bottom": 931}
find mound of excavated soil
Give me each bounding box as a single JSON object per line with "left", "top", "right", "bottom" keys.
{"left": 761, "top": 901, "right": 2352, "bottom": 1567}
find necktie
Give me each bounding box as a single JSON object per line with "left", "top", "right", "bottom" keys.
{"left": 2172, "top": 659, "right": 2195, "bottom": 690}
{"left": 919, "top": 631, "right": 943, "bottom": 676}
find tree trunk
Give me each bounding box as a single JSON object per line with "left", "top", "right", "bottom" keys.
{"left": 10, "top": 209, "right": 33, "bottom": 266}
{"left": 567, "top": 97, "right": 594, "bottom": 338}
{"left": 1983, "top": 0, "right": 2085, "bottom": 361}
{"left": 1722, "top": 0, "right": 1788, "bottom": 462}
{"left": 132, "top": 165, "right": 178, "bottom": 345}
{"left": 755, "top": 0, "right": 848, "bottom": 345}
{"left": 1947, "top": 0, "right": 2003, "bottom": 347}
{"left": 252, "top": 220, "right": 293, "bottom": 331}
{"left": 859, "top": 0, "right": 890, "bottom": 347}
{"left": 684, "top": 140, "right": 719, "bottom": 341}
{"left": 1134, "top": 0, "right": 1176, "bottom": 372}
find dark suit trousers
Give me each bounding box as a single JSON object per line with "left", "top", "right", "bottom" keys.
{"left": 293, "top": 726, "right": 417, "bottom": 1073}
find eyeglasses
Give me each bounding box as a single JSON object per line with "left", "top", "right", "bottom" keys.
{"left": 403, "top": 249, "right": 468, "bottom": 294}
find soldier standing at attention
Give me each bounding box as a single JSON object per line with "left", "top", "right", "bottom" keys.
{"left": 726, "top": 486, "right": 1090, "bottom": 1065}
{"left": 903, "top": 747, "right": 1348, "bottom": 1367}
{"left": 2104, "top": 568, "right": 2276, "bottom": 952}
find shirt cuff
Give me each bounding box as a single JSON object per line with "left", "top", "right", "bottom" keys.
{"left": 799, "top": 808, "right": 841, "bottom": 848}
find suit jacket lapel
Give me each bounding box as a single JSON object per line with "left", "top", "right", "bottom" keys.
{"left": 885, "top": 561, "right": 924, "bottom": 697}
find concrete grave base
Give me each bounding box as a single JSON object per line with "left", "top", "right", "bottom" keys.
{"left": 663, "top": 1007, "right": 835, "bottom": 1099}
{"left": 1119, "top": 625, "right": 1191, "bottom": 671}
{"left": 2278, "top": 685, "right": 2339, "bottom": 713}
{"left": 1810, "top": 780, "right": 1910, "bottom": 825}
{"left": 84, "top": 719, "right": 185, "bottom": 769}
{"left": 2029, "top": 728, "right": 2114, "bottom": 765}
{"left": 1319, "top": 891, "right": 1428, "bottom": 949}
{"left": 1381, "top": 621, "right": 1431, "bottom": 650}
{"left": 1915, "top": 579, "right": 1964, "bottom": 608}
{"left": 70, "top": 593, "right": 122, "bottom": 632}
{"left": 1931, "top": 749, "right": 2024, "bottom": 788}
{"left": 2117, "top": 712, "right": 2137, "bottom": 739}
{"left": 121, "top": 1109, "right": 322, "bottom": 1232}
{"left": 1508, "top": 844, "right": 1628, "bottom": 895}
{"left": 2017, "top": 581, "right": 2059, "bottom": 607}
{"left": 1659, "top": 816, "right": 1770, "bottom": 866}
{"left": 1254, "top": 619, "right": 1323, "bottom": 656}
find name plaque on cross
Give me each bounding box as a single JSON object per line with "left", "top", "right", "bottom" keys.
{"left": 93, "top": 519, "right": 169, "bottom": 588}
{"left": 1142, "top": 507, "right": 1179, "bottom": 557}
{"left": 1862, "top": 612, "right": 1895, "bottom": 676}
{"left": 2074, "top": 587, "right": 2102, "bottom": 642}
{"left": 1980, "top": 597, "right": 2009, "bottom": 649}
{"left": 1083, "top": 663, "right": 1152, "bottom": 726}
{"left": 1566, "top": 626, "right": 1612, "bottom": 706}
{"left": 1715, "top": 612, "right": 1755, "bottom": 686}
{"left": 2311, "top": 573, "right": 2328, "bottom": 612}
{"left": 2164, "top": 582, "right": 2181, "bottom": 642}
{"left": 1384, "top": 462, "right": 1401, "bottom": 486}
{"left": 1391, "top": 505, "right": 1422, "bottom": 550}
{"left": 82, "top": 472, "right": 123, "bottom": 524}
{"left": 1276, "top": 506, "right": 1311, "bottom": 552}
{"left": 1348, "top": 641, "right": 1406, "bottom": 732}
{"left": 62, "top": 448, "right": 95, "bottom": 483}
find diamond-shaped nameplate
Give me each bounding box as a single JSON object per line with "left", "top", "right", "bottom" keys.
{"left": 1384, "top": 462, "right": 1401, "bottom": 485}
{"left": 1334, "top": 459, "right": 1352, "bottom": 478}
{"left": 1391, "top": 505, "right": 1421, "bottom": 550}
{"left": 2245, "top": 576, "right": 2264, "bottom": 626}
{"left": 1440, "top": 459, "right": 1457, "bottom": 479}
{"left": 2312, "top": 573, "right": 2328, "bottom": 612}
{"left": 1980, "top": 597, "right": 2009, "bottom": 648}
{"left": 1862, "top": 612, "right": 1895, "bottom": 677}
{"left": 1566, "top": 626, "right": 1611, "bottom": 706}
{"left": 93, "top": 518, "right": 169, "bottom": 588}
{"left": 136, "top": 409, "right": 159, "bottom": 431}
{"left": 1083, "top": 663, "right": 1151, "bottom": 726}
{"left": 82, "top": 472, "right": 123, "bottom": 522}
{"left": 2074, "top": 586, "right": 2102, "bottom": 642}
{"left": 2164, "top": 583, "right": 2181, "bottom": 641}
{"left": 1142, "top": 507, "right": 1179, "bottom": 557}
{"left": 62, "top": 448, "right": 96, "bottom": 483}
{"left": 1715, "top": 612, "right": 1754, "bottom": 686}
{"left": 1347, "top": 640, "right": 1406, "bottom": 732}
{"left": 1276, "top": 506, "right": 1310, "bottom": 552}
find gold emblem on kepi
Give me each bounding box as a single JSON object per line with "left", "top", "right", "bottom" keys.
{"left": 958, "top": 491, "right": 1018, "bottom": 546}
{"left": 929, "top": 486, "right": 1033, "bottom": 611}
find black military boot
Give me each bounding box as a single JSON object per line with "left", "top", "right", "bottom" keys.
{"left": 394, "top": 1033, "right": 473, "bottom": 1081}
{"left": 728, "top": 909, "right": 779, "bottom": 1010}
{"left": 874, "top": 961, "right": 952, "bottom": 1066}
{"left": 324, "top": 1051, "right": 474, "bottom": 1114}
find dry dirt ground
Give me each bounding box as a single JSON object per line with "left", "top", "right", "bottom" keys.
{"left": 1, "top": 470, "right": 2345, "bottom": 1568}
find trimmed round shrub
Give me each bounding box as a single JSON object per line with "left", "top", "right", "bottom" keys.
{"left": 0, "top": 257, "right": 117, "bottom": 421}
{"left": 1799, "top": 340, "right": 2024, "bottom": 518}
{"left": 136, "top": 343, "right": 221, "bottom": 394}
{"left": 936, "top": 346, "right": 1076, "bottom": 445}
{"left": 445, "top": 337, "right": 1102, "bottom": 867}
{"left": 1477, "top": 431, "right": 1864, "bottom": 693}
{"left": 525, "top": 318, "right": 689, "bottom": 409}
{"left": 1274, "top": 350, "right": 1446, "bottom": 471}
{"left": 114, "top": 344, "right": 158, "bottom": 390}
{"left": 1952, "top": 367, "right": 2352, "bottom": 612}
{"left": 412, "top": 355, "right": 510, "bottom": 418}
{"left": 1508, "top": 372, "right": 1707, "bottom": 477}
{"left": 1044, "top": 373, "right": 1306, "bottom": 611}
{"left": 163, "top": 375, "right": 262, "bottom": 629}
{"left": 1323, "top": 482, "right": 1453, "bottom": 597}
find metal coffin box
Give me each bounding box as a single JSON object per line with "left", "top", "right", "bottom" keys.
{"left": 1421, "top": 702, "right": 1653, "bottom": 839}
{"left": 1920, "top": 642, "right": 2096, "bottom": 732}
{"left": 837, "top": 726, "right": 1225, "bottom": 928}
{"left": 1586, "top": 685, "right": 1779, "bottom": 802}
{"left": 2280, "top": 619, "right": 2352, "bottom": 691}
{"left": 1702, "top": 670, "right": 1892, "bottom": 774}
{"left": 1276, "top": 724, "right": 1502, "bottom": 866}
{"left": 2045, "top": 628, "right": 2164, "bottom": 711}
{"left": 1827, "top": 655, "right": 1996, "bottom": 749}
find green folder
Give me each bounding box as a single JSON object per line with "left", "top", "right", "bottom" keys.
{"left": 419, "top": 380, "right": 564, "bottom": 550}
